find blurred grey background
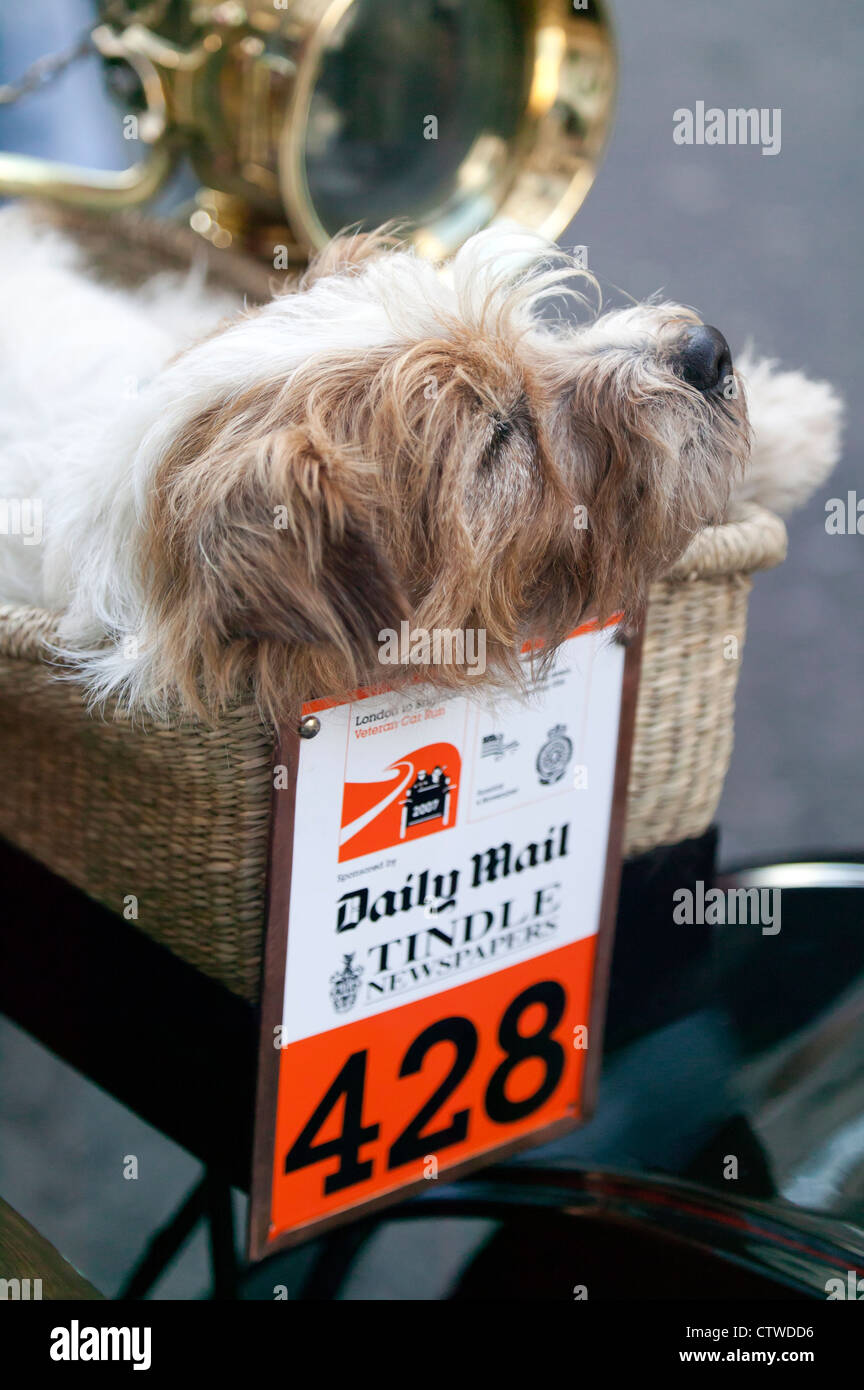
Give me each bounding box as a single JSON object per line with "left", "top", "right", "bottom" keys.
{"left": 577, "top": 0, "right": 863, "bottom": 864}
{"left": 0, "top": 0, "right": 861, "bottom": 1298}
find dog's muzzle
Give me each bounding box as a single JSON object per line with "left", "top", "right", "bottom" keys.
{"left": 670, "top": 324, "right": 733, "bottom": 394}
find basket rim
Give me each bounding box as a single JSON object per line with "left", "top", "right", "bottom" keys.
{"left": 31, "top": 201, "right": 277, "bottom": 302}
{"left": 664, "top": 502, "right": 787, "bottom": 581}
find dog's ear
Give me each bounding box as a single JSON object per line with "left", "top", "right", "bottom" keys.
{"left": 229, "top": 425, "right": 410, "bottom": 657}
{"left": 146, "top": 416, "right": 410, "bottom": 683}
{"left": 300, "top": 225, "right": 403, "bottom": 289}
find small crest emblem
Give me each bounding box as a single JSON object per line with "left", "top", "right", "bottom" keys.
{"left": 329, "top": 953, "right": 363, "bottom": 1013}
{"left": 536, "top": 724, "right": 573, "bottom": 785}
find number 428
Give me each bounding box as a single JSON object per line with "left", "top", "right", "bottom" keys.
{"left": 284, "top": 981, "right": 568, "bottom": 1196}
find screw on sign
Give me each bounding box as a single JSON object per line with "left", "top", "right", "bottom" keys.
{"left": 249, "top": 617, "right": 640, "bottom": 1255}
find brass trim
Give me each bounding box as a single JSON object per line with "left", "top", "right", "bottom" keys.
{"left": 0, "top": 1, "right": 616, "bottom": 258}
{"left": 0, "top": 24, "right": 176, "bottom": 209}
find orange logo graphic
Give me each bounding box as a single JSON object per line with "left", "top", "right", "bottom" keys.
{"left": 339, "top": 742, "right": 460, "bottom": 862}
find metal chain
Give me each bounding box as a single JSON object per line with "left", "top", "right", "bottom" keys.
{"left": 0, "top": 30, "right": 95, "bottom": 107}
{"left": 0, "top": 2, "right": 172, "bottom": 108}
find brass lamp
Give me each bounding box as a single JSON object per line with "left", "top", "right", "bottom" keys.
{"left": 0, "top": 0, "right": 616, "bottom": 260}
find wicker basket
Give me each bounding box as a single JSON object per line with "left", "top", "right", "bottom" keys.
{"left": 624, "top": 506, "right": 786, "bottom": 857}
{"left": 0, "top": 209, "right": 787, "bottom": 1000}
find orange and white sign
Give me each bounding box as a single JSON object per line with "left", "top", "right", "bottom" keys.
{"left": 249, "top": 620, "right": 638, "bottom": 1256}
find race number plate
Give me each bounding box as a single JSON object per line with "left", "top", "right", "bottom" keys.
{"left": 249, "top": 618, "right": 640, "bottom": 1257}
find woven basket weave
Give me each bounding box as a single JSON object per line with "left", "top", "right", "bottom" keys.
{"left": 624, "top": 506, "right": 786, "bottom": 857}
{"left": 0, "top": 209, "right": 787, "bottom": 999}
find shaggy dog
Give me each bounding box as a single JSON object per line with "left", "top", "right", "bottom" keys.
{"left": 0, "top": 206, "right": 842, "bottom": 721}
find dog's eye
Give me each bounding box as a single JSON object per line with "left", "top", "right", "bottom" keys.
{"left": 489, "top": 413, "right": 513, "bottom": 447}
{"left": 480, "top": 413, "right": 514, "bottom": 470}
{"left": 481, "top": 398, "right": 535, "bottom": 468}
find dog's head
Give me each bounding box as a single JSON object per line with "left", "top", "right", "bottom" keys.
{"left": 133, "top": 225, "right": 749, "bottom": 719}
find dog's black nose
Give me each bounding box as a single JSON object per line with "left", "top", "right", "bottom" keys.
{"left": 670, "top": 324, "right": 733, "bottom": 393}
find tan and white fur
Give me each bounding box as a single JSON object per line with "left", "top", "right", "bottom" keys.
{"left": 0, "top": 205, "right": 842, "bottom": 721}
